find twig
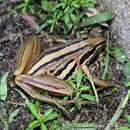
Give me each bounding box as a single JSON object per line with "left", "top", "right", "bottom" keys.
{"left": 105, "top": 89, "right": 130, "bottom": 130}
{"left": 6, "top": 101, "right": 26, "bottom": 107}
{"left": 58, "top": 99, "right": 96, "bottom": 105}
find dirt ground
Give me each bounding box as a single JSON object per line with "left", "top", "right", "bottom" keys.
{"left": 0, "top": 1, "right": 129, "bottom": 130}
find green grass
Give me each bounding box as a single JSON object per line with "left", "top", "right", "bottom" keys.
{"left": 66, "top": 68, "right": 96, "bottom": 110}
{"left": 16, "top": 0, "right": 112, "bottom": 34}
{"left": 112, "top": 47, "right": 130, "bottom": 82}
{"left": 0, "top": 72, "right": 9, "bottom": 101}
{"left": 104, "top": 47, "right": 130, "bottom": 130}
{"left": 26, "top": 101, "right": 60, "bottom": 130}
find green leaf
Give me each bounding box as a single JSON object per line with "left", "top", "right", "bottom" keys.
{"left": 80, "top": 94, "right": 95, "bottom": 101}
{"left": 119, "top": 127, "right": 130, "bottom": 130}
{"left": 3, "top": 124, "right": 9, "bottom": 130}
{"left": 80, "top": 0, "right": 95, "bottom": 8}
{"left": 64, "top": 13, "right": 71, "bottom": 27}
{"left": 71, "top": 122, "right": 96, "bottom": 128}
{"left": 54, "top": 3, "right": 65, "bottom": 10}
{"left": 28, "top": 101, "right": 40, "bottom": 120}
{"left": 44, "top": 112, "right": 59, "bottom": 122}
{"left": 64, "top": 6, "right": 70, "bottom": 13}
{"left": 123, "top": 61, "right": 130, "bottom": 80}
{"left": 40, "top": 123, "right": 48, "bottom": 130}
{"left": 66, "top": 80, "right": 77, "bottom": 90}
{"left": 46, "top": 19, "right": 54, "bottom": 24}
{"left": 56, "top": 11, "right": 63, "bottom": 20}
{"left": 76, "top": 68, "right": 83, "bottom": 88}
{"left": 79, "top": 85, "right": 91, "bottom": 91}
{"left": 63, "top": 96, "right": 70, "bottom": 100}
{"left": 41, "top": 0, "right": 53, "bottom": 12}
{"left": 29, "top": 6, "right": 35, "bottom": 14}
{"left": 49, "top": 120, "right": 61, "bottom": 130}
{"left": 22, "top": 6, "right": 28, "bottom": 14}
{"left": 71, "top": 0, "right": 80, "bottom": 8}
{"left": 24, "top": 0, "right": 30, "bottom": 4}
{"left": 82, "top": 12, "right": 113, "bottom": 27}
{"left": 0, "top": 72, "right": 9, "bottom": 101}
{"left": 50, "top": 12, "right": 58, "bottom": 32}
{"left": 63, "top": 122, "right": 96, "bottom": 129}
{"left": 8, "top": 108, "right": 20, "bottom": 123}
{"left": 44, "top": 110, "right": 59, "bottom": 122}
{"left": 36, "top": 24, "right": 48, "bottom": 34}
{"left": 26, "top": 120, "right": 40, "bottom": 130}
{"left": 125, "top": 81, "right": 130, "bottom": 87}
{"left": 125, "top": 114, "right": 130, "bottom": 124}
{"left": 70, "top": 13, "right": 79, "bottom": 24}
{"left": 44, "top": 109, "right": 53, "bottom": 119}
{"left": 82, "top": 74, "right": 88, "bottom": 82}
{"left": 16, "top": 4, "right": 26, "bottom": 10}
{"left": 112, "top": 47, "right": 128, "bottom": 64}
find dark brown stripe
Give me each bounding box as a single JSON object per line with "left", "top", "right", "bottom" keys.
{"left": 54, "top": 59, "right": 75, "bottom": 76}
{"left": 63, "top": 63, "right": 77, "bottom": 80}
{"left": 79, "top": 43, "right": 104, "bottom": 65}
{"left": 30, "top": 44, "right": 89, "bottom": 75}
{"left": 43, "top": 39, "right": 81, "bottom": 56}
{"left": 32, "top": 39, "right": 81, "bottom": 65}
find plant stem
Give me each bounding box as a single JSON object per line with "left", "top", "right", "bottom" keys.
{"left": 105, "top": 89, "right": 130, "bottom": 130}
{"left": 102, "top": 31, "right": 110, "bottom": 80}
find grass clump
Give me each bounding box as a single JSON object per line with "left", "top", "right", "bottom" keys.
{"left": 16, "top": 0, "right": 112, "bottom": 34}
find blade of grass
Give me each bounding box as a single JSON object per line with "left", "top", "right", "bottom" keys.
{"left": 125, "top": 114, "right": 130, "bottom": 124}
{"left": 28, "top": 101, "right": 40, "bottom": 120}
{"left": 72, "top": 122, "right": 96, "bottom": 128}
{"left": 62, "top": 122, "right": 96, "bottom": 130}
{"left": 112, "top": 48, "right": 128, "bottom": 64}
{"left": 26, "top": 120, "right": 40, "bottom": 130}
{"left": 0, "top": 72, "right": 9, "bottom": 101}
{"left": 105, "top": 89, "right": 130, "bottom": 130}
{"left": 76, "top": 68, "right": 83, "bottom": 88}
{"left": 44, "top": 112, "right": 59, "bottom": 123}
{"left": 102, "top": 31, "right": 110, "bottom": 80}
{"left": 80, "top": 94, "right": 95, "bottom": 102}
{"left": 8, "top": 108, "right": 20, "bottom": 123}
{"left": 40, "top": 123, "right": 48, "bottom": 130}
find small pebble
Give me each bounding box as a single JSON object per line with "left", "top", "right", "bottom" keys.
{"left": 0, "top": 53, "right": 3, "bottom": 57}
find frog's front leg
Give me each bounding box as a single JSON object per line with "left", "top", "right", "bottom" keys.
{"left": 80, "top": 64, "right": 124, "bottom": 104}
{"left": 80, "top": 64, "right": 99, "bottom": 103}
{"left": 80, "top": 64, "right": 122, "bottom": 89}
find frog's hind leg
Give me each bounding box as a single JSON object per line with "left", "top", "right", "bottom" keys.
{"left": 14, "top": 36, "right": 41, "bottom": 75}
{"left": 16, "top": 74, "right": 73, "bottom": 96}
{"left": 15, "top": 75, "right": 67, "bottom": 112}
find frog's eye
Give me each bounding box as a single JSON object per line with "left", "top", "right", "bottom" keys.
{"left": 14, "top": 36, "right": 41, "bottom": 75}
